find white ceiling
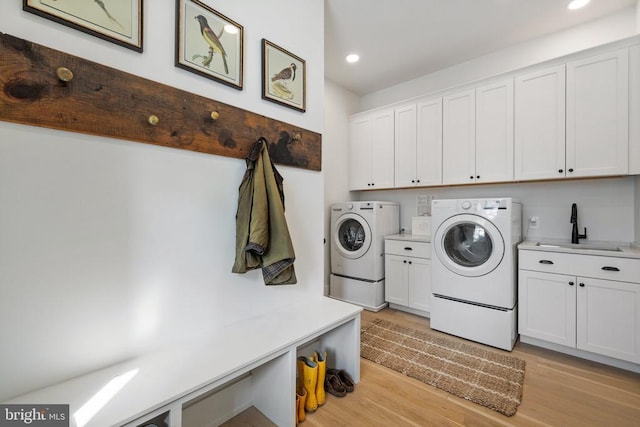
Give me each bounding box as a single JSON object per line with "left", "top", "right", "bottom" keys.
{"left": 325, "top": 0, "right": 638, "bottom": 95}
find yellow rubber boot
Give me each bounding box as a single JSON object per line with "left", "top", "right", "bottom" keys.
{"left": 312, "top": 351, "right": 327, "bottom": 406}
{"left": 297, "top": 356, "right": 318, "bottom": 412}
{"left": 296, "top": 385, "right": 307, "bottom": 423}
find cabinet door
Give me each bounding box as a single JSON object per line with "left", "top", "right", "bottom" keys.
{"left": 566, "top": 49, "right": 629, "bottom": 177}
{"left": 518, "top": 270, "right": 576, "bottom": 347}
{"left": 394, "top": 105, "right": 417, "bottom": 187}
{"left": 416, "top": 98, "right": 442, "bottom": 186}
{"left": 442, "top": 89, "right": 475, "bottom": 185}
{"left": 408, "top": 257, "right": 431, "bottom": 313}
{"left": 577, "top": 277, "right": 640, "bottom": 364}
{"left": 475, "top": 79, "right": 514, "bottom": 183}
{"left": 370, "top": 110, "right": 395, "bottom": 189}
{"left": 385, "top": 254, "right": 408, "bottom": 306}
{"left": 514, "top": 66, "right": 566, "bottom": 180}
{"left": 629, "top": 44, "right": 640, "bottom": 174}
{"left": 348, "top": 116, "right": 373, "bottom": 190}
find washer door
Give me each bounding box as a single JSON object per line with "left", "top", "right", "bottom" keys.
{"left": 434, "top": 214, "right": 504, "bottom": 277}
{"left": 333, "top": 213, "right": 371, "bottom": 259}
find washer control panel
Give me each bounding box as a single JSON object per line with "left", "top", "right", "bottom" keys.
{"left": 432, "top": 198, "right": 511, "bottom": 213}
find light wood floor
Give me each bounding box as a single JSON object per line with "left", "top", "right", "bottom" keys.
{"left": 303, "top": 308, "right": 640, "bottom": 427}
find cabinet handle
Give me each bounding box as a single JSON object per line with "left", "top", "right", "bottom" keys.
{"left": 558, "top": 169, "right": 563, "bottom": 173}
{"left": 579, "top": 283, "right": 585, "bottom": 287}
{"left": 569, "top": 281, "right": 574, "bottom": 286}
{"left": 470, "top": 176, "right": 474, "bottom": 180}
{"left": 416, "top": 179, "right": 420, "bottom": 183}
{"left": 601, "top": 266, "right": 620, "bottom": 272}
{"left": 568, "top": 168, "right": 574, "bottom": 173}
{"left": 409, "top": 261, "right": 412, "bottom": 264}
{"left": 539, "top": 260, "right": 554, "bottom": 264}
{"left": 404, "top": 247, "right": 413, "bottom": 251}
{"left": 403, "top": 260, "right": 407, "bottom": 263}
{"left": 476, "top": 175, "right": 480, "bottom": 179}
{"left": 411, "top": 179, "right": 415, "bottom": 183}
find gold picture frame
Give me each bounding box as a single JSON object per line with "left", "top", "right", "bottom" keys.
{"left": 175, "top": 0, "right": 243, "bottom": 90}
{"left": 23, "top": 0, "right": 143, "bottom": 52}
{"left": 262, "top": 39, "right": 306, "bottom": 112}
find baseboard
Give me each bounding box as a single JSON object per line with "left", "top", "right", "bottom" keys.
{"left": 520, "top": 336, "right": 640, "bottom": 374}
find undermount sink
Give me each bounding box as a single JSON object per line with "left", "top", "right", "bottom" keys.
{"left": 535, "top": 242, "right": 622, "bottom": 252}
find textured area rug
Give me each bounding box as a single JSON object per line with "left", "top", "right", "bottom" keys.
{"left": 361, "top": 319, "right": 525, "bottom": 416}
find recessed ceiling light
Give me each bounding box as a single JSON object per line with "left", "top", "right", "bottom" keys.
{"left": 346, "top": 54, "right": 360, "bottom": 63}
{"left": 567, "top": 0, "right": 590, "bottom": 10}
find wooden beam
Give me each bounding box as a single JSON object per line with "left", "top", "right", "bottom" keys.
{"left": 0, "top": 32, "right": 321, "bottom": 171}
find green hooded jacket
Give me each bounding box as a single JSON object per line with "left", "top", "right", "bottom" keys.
{"left": 232, "top": 138, "right": 297, "bottom": 285}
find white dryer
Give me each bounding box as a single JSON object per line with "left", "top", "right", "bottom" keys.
{"left": 330, "top": 201, "right": 399, "bottom": 311}
{"left": 430, "top": 198, "right": 522, "bottom": 350}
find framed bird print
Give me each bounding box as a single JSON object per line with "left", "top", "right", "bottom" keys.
{"left": 175, "top": 0, "right": 243, "bottom": 90}
{"left": 23, "top": 0, "right": 143, "bottom": 52}
{"left": 262, "top": 39, "right": 306, "bottom": 112}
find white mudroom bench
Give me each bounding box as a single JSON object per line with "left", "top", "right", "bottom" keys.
{"left": 7, "top": 297, "right": 362, "bottom": 427}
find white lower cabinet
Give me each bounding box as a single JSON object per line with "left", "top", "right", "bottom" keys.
{"left": 577, "top": 277, "right": 640, "bottom": 362}
{"left": 519, "top": 250, "right": 640, "bottom": 365}
{"left": 385, "top": 236, "right": 431, "bottom": 316}
{"left": 519, "top": 270, "right": 576, "bottom": 347}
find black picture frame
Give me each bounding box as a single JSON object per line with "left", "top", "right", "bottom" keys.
{"left": 261, "top": 39, "right": 306, "bottom": 112}
{"left": 175, "top": 0, "right": 244, "bottom": 90}
{"left": 23, "top": 0, "right": 143, "bottom": 52}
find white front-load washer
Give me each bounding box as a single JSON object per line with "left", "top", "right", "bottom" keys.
{"left": 329, "top": 201, "right": 399, "bottom": 311}
{"left": 430, "top": 198, "right": 522, "bottom": 350}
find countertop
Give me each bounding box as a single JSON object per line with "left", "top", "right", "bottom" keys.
{"left": 518, "top": 240, "right": 640, "bottom": 259}
{"left": 385, "top": 233, "right": 431, "bottom": 243}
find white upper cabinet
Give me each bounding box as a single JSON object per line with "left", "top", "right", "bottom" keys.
{"left": 515, "top": 65, "right": 566, "bottom": 180}
{"left": 348, "top": 115, "right": 373, "bottom": 190}
{"left": 416, "top": 98, "right": 443, "bottom": 186}
{"left": 442, "top": 89, "right": 476, "bottom": 185}
{"left": 630, "top": 44, "right": 640, "bottom": 174}
{"left": 566, "top": 48, "right": 629, "bottom": 177}
{"left": 475, "top": 79, "right": 514, "bottom": 183}
{"left": 443, "top": 79, "right": 513, "bottom": 186}
{"left": 395, "top": 100, "right": 443, "bottom": 187}
{"left": 349, "top": 109, "right": 395, "bottom": 190}
{"left": 349, "top": 40, "right": 638, "bottom": 191}
{"left": 394, "top": 104, "right": 418, "bottom": 187}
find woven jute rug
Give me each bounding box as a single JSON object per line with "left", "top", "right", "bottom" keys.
{"left": 361, "top": 318, "right": 526, "bottom": 416}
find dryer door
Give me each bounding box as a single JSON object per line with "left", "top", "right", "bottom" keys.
{"left": 333, "top": 213, "right": 372, "bottom": 259}
{"left": 434, "top": 214, "right": 504, "bottom": 277}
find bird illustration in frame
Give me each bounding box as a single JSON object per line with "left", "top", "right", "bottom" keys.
{"left": 270, "top": 63, "right": 297, "bottom": 100}
{"left": 193, "top": 14, "right": 229, "bottom": 74}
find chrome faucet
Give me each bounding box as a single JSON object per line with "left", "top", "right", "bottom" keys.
{"left": 570, "top": 203, "right": 587, "bottom": 244}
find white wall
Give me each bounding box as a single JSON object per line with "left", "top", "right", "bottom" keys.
{"left": 323, "top": 81, "right": 360, "bottom": 293}
{"left": 360, "top": 178, "right": 636, "bottom": 245}
{"left": 0, "top": 0, "right": 324, "bottom": 401}
{"left": 361, "top": 6, "right": 639, "bottom": 110}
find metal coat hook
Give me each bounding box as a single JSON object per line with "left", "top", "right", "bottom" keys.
{"left": 210, "top": 111, "right": 220, "bottom": 120}
{"left": 148, "top": 115, "right": 159, "bottom": 126}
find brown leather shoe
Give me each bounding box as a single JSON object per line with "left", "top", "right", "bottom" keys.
{"left": 324, "top": 373, "right": 347, "bottom": 397}
{"left": 327, "top": 369, "right": 355, "bottom": 393}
